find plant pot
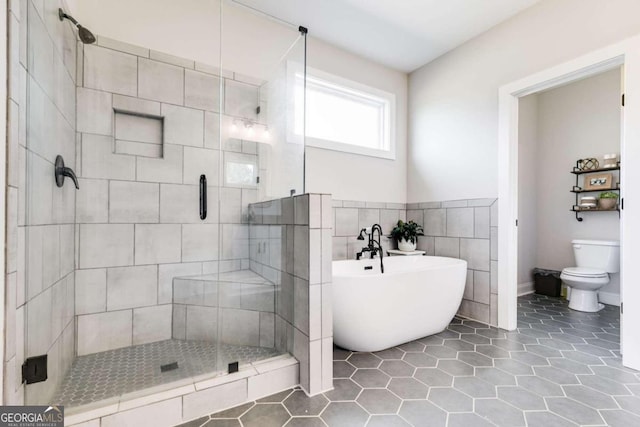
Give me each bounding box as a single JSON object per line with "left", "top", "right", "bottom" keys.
{"left": 398, "top": 238, "right": 417, "bottom": 252}
{"left": 598, "top": 198, "right": 618, "bottom": 210}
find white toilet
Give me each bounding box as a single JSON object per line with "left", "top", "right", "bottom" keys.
{"left": 560, "top": 240, "right": 620, "bottom": 312}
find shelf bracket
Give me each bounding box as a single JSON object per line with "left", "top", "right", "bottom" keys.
{"left": 575, "top": 211, "right": 583, "bottom": 222}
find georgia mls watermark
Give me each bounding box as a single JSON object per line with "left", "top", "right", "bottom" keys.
{"left": 0, "top": 406, "right": 63, "bottom": 427}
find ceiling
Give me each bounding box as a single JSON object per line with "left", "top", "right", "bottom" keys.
{"left": 234, "top": 0, "right": 541, "bottom": 73}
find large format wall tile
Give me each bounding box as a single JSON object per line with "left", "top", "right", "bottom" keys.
{"left": 136, "top": 144, "right": 183, "bottom": 183}
{"left": 11, "top": 0, "right": 79, "bottom": 404}
{"left": 77, "top": 310, "right": 132, "bottom": 356}
{"left": 109, "top": 181, "right": 160, "bottom": 223}
{"left": 162, "top": 104, "right": 204, "bottom": 147}
{"left": 133, "top": 305, "right": 172, "bottom": 345}
{"left": 225, "top": 79, "right": 259, "bottom": 119}
{"left": 447, "top": 208, "right": 474, "bottom": 238}
{"left": 79, "top": 224, "right": 134, "bottom": 268}
{"left": 182, "top": 224, "right": 219, "bottom": 262}
{"left": 183, "top": 146, "right": 219, "bottom": 185}
{"left": 185, "top": 69, "right": 221, "bottom": 111}
{"left": 81, "top": 134, "right": 136, "bottom": 181}
{"left": 83, "top": 44, "right": 137, "bottom": 96}
{"left": 76, "top": 178, "right": 108, "bottom": 223}
{"left": 460, "top": 238, "right": 490, "bottom": 271}
{"left": 138, "top": 58, "right": 184, "bottom": 105}
{"left": 75, "top": 268, "right": 107, "bottom": 315}
{"left": 77, "top": 87, "right": 113, "bottom": 136}
{"left": 134, "top": 224, "right": 182, "bottom": 265}
{"left": 106, "top": 265, "right": 158, "bottom": 311}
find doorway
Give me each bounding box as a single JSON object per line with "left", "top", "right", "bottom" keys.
{"left": 498, "top": 36, "right": 640, "bottom": 371}
{"left": 517, "top": 69, "right": 622, "bottom": 303}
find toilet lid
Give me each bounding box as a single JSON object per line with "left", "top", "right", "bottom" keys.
{"left": 562, "top": 267, "right": 608, "bottom": 278}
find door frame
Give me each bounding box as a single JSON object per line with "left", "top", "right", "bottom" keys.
{"left": 1, "top": 0, "right": 8, "bottom": 402}
{"left": 498, "top": 34, "right": 640, "bottom": 370}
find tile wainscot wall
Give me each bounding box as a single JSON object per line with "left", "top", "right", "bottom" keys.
{"left": 249, "top": 194, "right": 334, "bottom": 396}
{"left": 332, "top": 199, "right": 499, "bottom": 326}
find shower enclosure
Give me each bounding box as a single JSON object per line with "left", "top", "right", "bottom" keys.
{"left": 13, "top": 0, "right": 306, "bottom": 408}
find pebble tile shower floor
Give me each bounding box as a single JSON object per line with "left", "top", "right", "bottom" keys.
{"left": 54, "top": 340, "right": 281, "bottom": 407}
{"left": 177, "top": 295, "right": 640, "bottom": 427}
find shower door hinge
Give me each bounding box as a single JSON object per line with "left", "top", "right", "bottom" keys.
{"left": 298, "top": 26, "right": 308, "bottom": 35}
{"left": 22, "top": 355, "right": 48, "bottom": 384}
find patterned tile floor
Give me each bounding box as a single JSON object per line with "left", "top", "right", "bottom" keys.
{"left": 177, "top": 295, "right": 640, "bottom": 427}
{"left": 54, "top": 339, "right": 281, "bottom": 407}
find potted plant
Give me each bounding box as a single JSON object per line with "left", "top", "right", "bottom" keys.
{"left": 388, "top": 220, "right": 424, "bottom": 252}
{"left": 598, "top": 191, "right": 619, "bottom": 210}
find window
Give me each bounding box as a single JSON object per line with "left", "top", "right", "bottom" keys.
{"left": 291, "top": 65, "right": 396, "bottom": 159}
{"left": 224, "top": 152, "right": 258, "bottom": 187}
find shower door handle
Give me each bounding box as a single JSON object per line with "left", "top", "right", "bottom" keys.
{"left": 199, "top": 174, "right": 207, "bottom": 220}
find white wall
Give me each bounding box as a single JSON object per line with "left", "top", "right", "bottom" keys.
{"left": 67, "top": 0, "right": 408, "bottom": 203}
{"left": 517, "top": 94, "right": 539, "bottom": 287}
{"left": 408, "top": 0, "right": 640, "bottom": 203}
{"left": 305, "top": 39, "right": 408, "bottom": 203}
{"left": 536, "top": 69, "right": 622, "bottom": 295}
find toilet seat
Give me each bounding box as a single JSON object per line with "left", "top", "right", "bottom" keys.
{"left": 561, "top": 267, "right": 608, "bottom": 278}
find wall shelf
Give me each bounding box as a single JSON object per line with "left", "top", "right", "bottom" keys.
{"left": 570, "top": 165, "right": 620, "bottom": 175}
{"left": 570, "top": 188, "right": 620, "bottom": 194}
{"left": 571, "top": 161, "right": 621, "bottom": 222}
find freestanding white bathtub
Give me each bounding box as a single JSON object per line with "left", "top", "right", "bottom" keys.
{"left": 332, "top": 256, "right": 467, "bottom": 352}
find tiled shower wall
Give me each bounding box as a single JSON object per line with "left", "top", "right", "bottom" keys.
{"left": 249, "top": 194, "right": 333, "bottom": 396}
{"left": 5, "top": 0, "right": 78, "bottom": 404}
{"left": 73, "top": 37, "right": 266, "bottom": 355}
{"left": 332, "top": 199, "right": 499, "bottom": 326}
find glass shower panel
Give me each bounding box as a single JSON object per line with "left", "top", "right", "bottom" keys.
{"left": 19, "top": 0, "right": 304, "bottom": 408}
{"left": 22, "top": 0, "right": 227, "bottom": 407}
{"left": 214, "top": 1, "right": 306, "bottom": 374}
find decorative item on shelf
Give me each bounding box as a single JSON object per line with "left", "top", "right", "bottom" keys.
{"left": 603, "top": 153, "right": 619, "bottom": 169}
{"left": 578, "top": 196, "right": 597, "bottom": 209}
{"left": 583, "top": 173, "right": 613, "bottom": 190}
{"left": 598, "top": 191, "right": 619, "bottom": 210}
{"left": 388, "top": 220, "right": 424, "bottom": 252}
{"left": 576, "top": 158, "right": 599, "bottom": 171}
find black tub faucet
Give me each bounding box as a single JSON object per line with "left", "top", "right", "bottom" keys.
{"left": 356, "top": 224, "right": 385, "bottom": 273}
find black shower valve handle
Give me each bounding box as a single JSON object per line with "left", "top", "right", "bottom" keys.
{"left": 55, "top": 155, "right": 79, "bottom": 190}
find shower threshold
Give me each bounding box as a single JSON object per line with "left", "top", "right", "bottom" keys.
{"left": 54, "top": 339, "right": 282, "bottom": 408}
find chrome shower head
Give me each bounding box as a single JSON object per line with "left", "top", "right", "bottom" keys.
{"left": 58, "top": 8, "right": 96, "bottom": 44}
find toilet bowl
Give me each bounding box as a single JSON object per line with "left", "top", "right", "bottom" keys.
{"left": 561, "top": 240, "right": 619, "bottom": 312}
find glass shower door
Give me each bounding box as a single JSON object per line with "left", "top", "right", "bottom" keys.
{"left": 213, "top": 0, "right": 307, "bottom": 374}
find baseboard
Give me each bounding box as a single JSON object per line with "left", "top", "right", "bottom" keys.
{"left": 599, "top": 291, "right": 620, "bottom": 306}
{"left": 518, "top": 281, "right": 535, "bottom": 296}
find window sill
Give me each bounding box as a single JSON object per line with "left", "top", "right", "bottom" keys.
{"left": 305, "top": 137, "right": 396, "bottom": 160}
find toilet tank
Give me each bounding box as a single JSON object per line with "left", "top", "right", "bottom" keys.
{"left": 572, "top": 240, "right": 620, "bottom": 273}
